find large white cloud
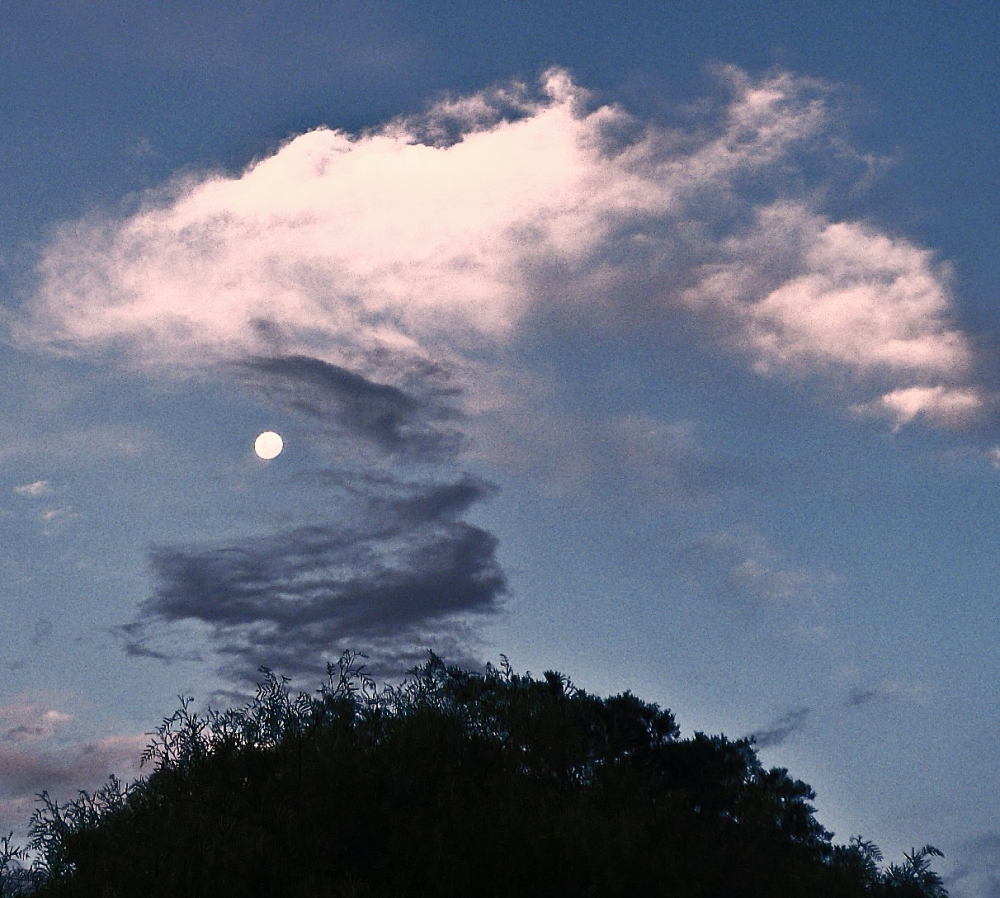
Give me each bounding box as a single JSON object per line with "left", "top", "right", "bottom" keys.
{"left": 14, "top": 66, "right": 981, "bottom": 428}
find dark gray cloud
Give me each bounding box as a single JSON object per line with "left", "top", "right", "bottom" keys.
{"left": 116, "top": 348, "right": 505, "bottom": 685}
{"left": 316, "top": 469, "right": 493, "bottom": 517}
{"left": 31, "top": 618, "right": 53, "bottom": 646}
{"left": 243, "top": 354, "right": 463, "bottom": 460}
{"left": 750, "top": 706, "right": 811, "bottom": 749}
{"left": 844, "top": 680, "right": 922, "bottom": 708}
{"left": 119, "top": 473, "right": 506, "bottom": 683}
{"left": 845, "top": 686, "right": 882, "bottom": 707}
{"left": 3, "top": 725, "right": 47, "bottom": 744}
{"left": 146, "top": 519, "right": 502, "bottom": 633}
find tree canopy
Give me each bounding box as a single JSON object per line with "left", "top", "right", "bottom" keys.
{"left": 1, "top": 652, "right": 948, "bottom": 897}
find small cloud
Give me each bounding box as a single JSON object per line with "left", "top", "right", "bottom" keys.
{"left": 31, "top": 618, "right": 54, "bottom": 645}
{"left": 845, "top": 679, "right": 927, "bottom": 707}
{"left": 3, "top": 725, "right": 48, "bottom": 743}
{"left": 14, "top": 480, "right": 50, "bottom": 497}
{"left": 845, "top": 687, "right": 880, "bottom": 707}
{"left": 0, "top": 698, "right": 73, "bottom": 745}
{"left": 852, "top": 385, "right": 985, "bottom": 430}
{"left": 36, "top": 505, "right": 79, "bottom": 534}
{"left": 751, "top": 706, "right": 812, "bottom": 749}
{"left": 612, "top": 414, "right": 763, "bottom": 502}
{"left": 127, "top": 135, "right": 157, "bottom": 158}
{"left": 677, "top": 528, "right": 825, "bottom": 607}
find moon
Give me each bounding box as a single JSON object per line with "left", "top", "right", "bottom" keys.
{"left": 254, "top": 431, "right": 284, "bottom": 460}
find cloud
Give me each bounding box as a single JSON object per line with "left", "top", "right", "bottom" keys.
{"left": 0, "top": 701, "right": 72, "bottom": 745}
{"left": 13, "top": 66, "right": 981, "bottom": 429}
{"left": 852, "top": 384, "right": 985, "bottom": 430}
{"left": 0, "top": 732, "right": 146, "bottom": 854}
{"left": 13, "top": 480, "right": 50, "bottom": 497}
{"left": 676, "top": 528, "right": 826, "bottom": 608}
{"left": 845, "top": 679, "right": 928, "bottom": 707}
{"left": 947, "top": 832, "right": 1000, "bottom": 898}
{"left": 490, "top": 411, "right": 765, "bottom": 504}
{"left": 118, "top": 474, "right": 507, "bottom": 681}
{"left": 116, "top": 340, "right": 502, "bottom": 683}
{"left": 10, "top": 64, "right": 985, "bottom": 690}
{"left": 0, "top": 735, "right": 144, "bottom": 797}
{"left": 31, "top": 618, "right": 54, "bottom": 646}
{"left": 751, "top": 706, "right": 812, "bottom": 749}
{"left": 0, "top": 695, "right": 146, "bottom": 846}
{"left": 241, "top": 353, "right": 463, "bottom": 460}
{"left": 683, "top": 202, "right": 972, "bottom": 384}
{"left": 610, "top": 414, "right": 764, "bottom": 501}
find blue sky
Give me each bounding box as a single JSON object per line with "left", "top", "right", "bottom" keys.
{"left": 1, "top": 2, "right": 999, "bottom": 893}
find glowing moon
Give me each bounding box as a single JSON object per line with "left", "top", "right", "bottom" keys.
{"left": 254, "top": 431, "right": 283, "bottom": 459}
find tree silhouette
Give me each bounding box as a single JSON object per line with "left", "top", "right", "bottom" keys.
{"left": 0, "top": 651, "right": 947, "bottom": 897}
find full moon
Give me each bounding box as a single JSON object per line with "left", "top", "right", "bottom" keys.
{"left": 254, "top": 431, "right": 284, "bottom": 460}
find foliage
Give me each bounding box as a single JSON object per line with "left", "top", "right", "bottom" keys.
{"left": 0, "top": 651, "right": 947, "bottom": 897}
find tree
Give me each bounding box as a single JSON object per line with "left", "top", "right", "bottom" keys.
{"left": 6, "top": 651, "right": 947, "bottom": 898}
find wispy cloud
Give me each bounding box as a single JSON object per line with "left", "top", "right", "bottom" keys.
{"left": 676, "top": 528, "right": 827, "bottom": 608}
{"left": 751, "top": 706, "right": 812, "bottom": 749}
{"left": 13, "top": 480, "right": 50, "bottom": 498}
{"left": 947, "top": 832, "right": 1000, "bottom": 898}
{"left": 241, "top": 354, "right": 463, "bottom": 461}
{"left": 0, "top": 735, "right": 144, "bottom": 797}
{"left": 14, "top": 66, "right": 981, "bottom": 429}
{"left": 118, "top": 473, "right": 506, "bottom": 681}
{"left": 0, "top": 734, "right": 146, "bottom": 851}
{"left": 0, "top": 701, "right": 72, "bottom": 745}
{"left": 0, "top": 696, "right": 146, "bottom": 843}
{"left": 853, "top": 384, "right": 985, "bottom": 430}
{"left": 844, "top": 679, "right": 928, "bottom": 708}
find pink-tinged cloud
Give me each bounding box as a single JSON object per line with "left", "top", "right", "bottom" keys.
{"left": 14, "top": 67, "right": 981, "bottom": 428}
{"left": 0, "top": 700, "right": 71, "bottom": 744}
{"left": 691, "top": 204, "right": 971, "bottom": 378}
{"left": 0, "top": 697, "right": 146, "bottom": 842}
{"left": 0, "top": 735, "right": 145, "bottom": 797}
{"left": 853, "top": 385, "right": 986, "bottom": 430}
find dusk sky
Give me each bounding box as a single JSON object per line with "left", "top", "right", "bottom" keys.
{"left": 1, "top": 2, "right": 999, "bottom": 893}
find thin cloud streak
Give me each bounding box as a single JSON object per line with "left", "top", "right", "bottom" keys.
{"left": 751, "top": 706, "right": 812, "bottom": 749}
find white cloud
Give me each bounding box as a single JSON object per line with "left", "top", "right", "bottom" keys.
{"left": 13, "top": 67, "right": 981, "bottom": 429}
{"left": 13, "top": 480, "right": 50, "bottom": 498}
{"left": 687, "top": 202, "right": 971, "bottom": 379}
{"left": 853, "top": 384, "right": 985, "bottom": 430}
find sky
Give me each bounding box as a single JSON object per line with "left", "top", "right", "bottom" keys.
{"left": 1, "top": 1, "right": 999, "bottom": 892}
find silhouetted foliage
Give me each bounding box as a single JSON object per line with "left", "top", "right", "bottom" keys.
{"left": 2, "top": 652, "right": 947, "bottom": 897}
